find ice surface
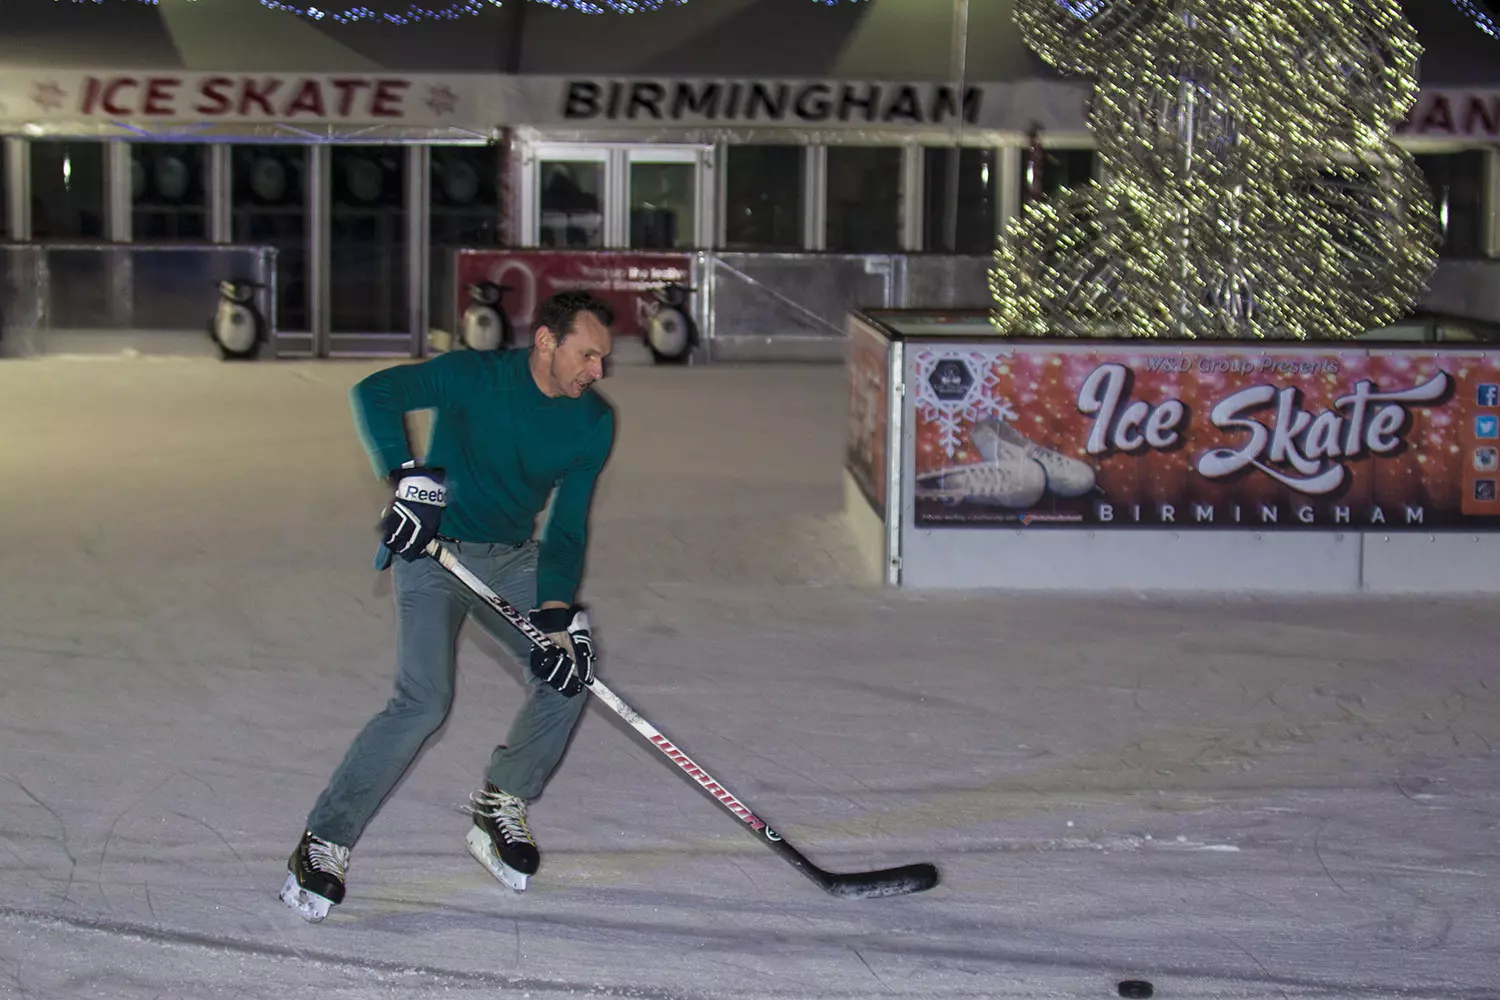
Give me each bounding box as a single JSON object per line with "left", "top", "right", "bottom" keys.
{"left": 1, "top": 356, "right": 1497, "bottom": 1000}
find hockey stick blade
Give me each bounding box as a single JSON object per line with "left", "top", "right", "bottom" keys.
{"left": 426, "top": 542, "right": 941, "bottom": 900}
{"left": 821, "top": 863, "right": 941, "bottom": 899}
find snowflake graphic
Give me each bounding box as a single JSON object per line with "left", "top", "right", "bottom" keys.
{"left": 31, "top": 81, "right": 66, "bottom": 112}
{"left": 912, "top": 347, "right": 1019, "bottom": 457}
{"left": 424, "top": 84, "right": 459, "bottom": 116}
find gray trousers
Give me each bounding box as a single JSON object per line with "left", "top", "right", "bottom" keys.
{"left": 305, "top": 540, "right": 587, "bottom": 847}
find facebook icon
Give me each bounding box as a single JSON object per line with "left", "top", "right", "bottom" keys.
{"left": 1479, "top": 383, "right": 1500, "bottom": 408}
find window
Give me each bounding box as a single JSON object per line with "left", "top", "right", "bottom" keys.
{"left": 430, "top": 145, "right": 501, "bottom": 248}
{"left": 30, "top": 141, "right": 105, "bottom": 240}
{"left": 724, "top": 145, "right": 803, "bottom": 250}
{"left": 1414, "top": 150, "right": 1487, "bottom": 258}
{"left": 630, "top": 160, "right": 695, "bottom": 249}
{"left": 826, "top": 146, "right": 902, "bottom": 252}
{"left": 538, "top": 160, "right": 604, "bottom": 249}
{"left": 1022, "top": 148, "right": 1096, "bottom": 204}
{"left": 329, "top": 146, "right": 408, "bottom": 333}
{"left": 430, "top": 144, "right": 502, "bottom": 335}
{"left": 231, "top": 145, "right": 309, "bottom": 332}
{"left": 131, "top": 143, "right": 208, "bottom": 241}
{"left": 924, "top": 147, "right": 998, "bottom": 254}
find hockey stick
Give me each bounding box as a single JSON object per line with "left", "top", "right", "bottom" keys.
{"left": 424, "top": 540, "right": 940, "bottom": 900}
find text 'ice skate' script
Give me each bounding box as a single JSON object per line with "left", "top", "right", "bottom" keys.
{"left": 1076, "top": 363, "right": 1451, "bottom": 494}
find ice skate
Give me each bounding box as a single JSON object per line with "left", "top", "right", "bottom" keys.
{"left": 279, "top": 830, "right": 351, "bottom": 923}
{"left": 466, "top": 783, "right": 539, "bottom": 892}
{"left": 971, "top": 418, "right": 1097, "bottom": 498}
{"left": 914, "top": 452, "right": 1047, "bottom": 508}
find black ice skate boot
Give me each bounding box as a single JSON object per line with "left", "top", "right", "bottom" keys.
{"left": 280, "top": 830, "right": 352, "bottom": 923}
{"left": 466, "top": 783, "right": 539, "bottom": 892}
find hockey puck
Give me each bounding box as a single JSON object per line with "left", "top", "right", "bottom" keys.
{"left": 1117, "top": 981, "right": 1153, "bottom": 999}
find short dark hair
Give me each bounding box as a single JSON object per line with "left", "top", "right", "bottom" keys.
{"left": 536, "top": 291, "right": 613, "bottom": 344}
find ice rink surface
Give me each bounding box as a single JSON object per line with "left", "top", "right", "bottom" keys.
{"left": 0, "top": 354, "right": 1497, "bottom": 1000}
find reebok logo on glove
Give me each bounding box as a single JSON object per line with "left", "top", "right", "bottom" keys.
{"left": 381, "top": 465, "right": 447, "bottom": 561}
{"left": 396, "top": 477, "right": 447, "bottom": 506}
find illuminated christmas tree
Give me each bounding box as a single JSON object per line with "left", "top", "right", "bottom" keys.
{"left": 990, "top": 0, "right": 1442, "bottom": 340}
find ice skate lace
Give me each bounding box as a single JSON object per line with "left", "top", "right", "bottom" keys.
{"left": 306, "top": 835, "right": 351, "bottom": 879}
{"left": 469, "top": 788, "right": 536, "bottom": 847}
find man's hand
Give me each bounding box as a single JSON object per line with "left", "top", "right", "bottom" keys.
{"left": 527, "top": 604, "right": 596, "bottom": 697}
{"left": 380, "top": 463, "right": 447, "bottom": 561}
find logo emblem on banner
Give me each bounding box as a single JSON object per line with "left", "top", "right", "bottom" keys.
{"left": 913, "top": 349, "right": 1017, "bottom": 457}
{"left": 928, "top": 360, "right": 973, "bottom": 402}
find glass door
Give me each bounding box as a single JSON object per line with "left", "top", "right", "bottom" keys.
{"left": 528, "top": 145, "right": 608, "bottom": 249}
{"left": 429, "top": 143, "right": 502, "bottom": 338}
{"left": 626, "top": 147, "right": 710, "bottom": 250}
{"left": 132, "top": 143, "right": 208, "bottom": 241}
{"left": 231, "top": 144, "right": 310, "bottom": 336}
{"left": 522, "top": 144, "right": 713, "bottom": 249}
{"left": 326, "top": 145, "right": 410, "bottom": 355}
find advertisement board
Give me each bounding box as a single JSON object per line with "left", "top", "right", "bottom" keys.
{"left": 454, "top": 250, "right": 693, "bottom": 340}
{"left": 845, "top": 318, "right": 891, "bottom": 516}
{"left": 911, "top": 343, "right": 1500, "bottom": 531}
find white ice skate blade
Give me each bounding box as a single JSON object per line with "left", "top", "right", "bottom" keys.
{"left": 466, "top": 826, "right": 529, "bottom": 892}
{"left": 279, "top": 872, "right": 335, "bottom": 922}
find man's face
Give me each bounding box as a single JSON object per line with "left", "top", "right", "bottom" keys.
{"left": 536, "top": 311, "right": 612, "bottom": 398}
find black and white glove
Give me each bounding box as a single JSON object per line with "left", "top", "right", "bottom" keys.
{"left": 527, "top": 605, "right": 596, "bottom": 698}
{"left": 380, "top": 462, "right": 447, "bottom": 561}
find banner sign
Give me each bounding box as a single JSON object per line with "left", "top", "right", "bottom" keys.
{"left": 1, "top": 70, "right": 1496, "bottom": 137}
{"left": 558, "top": 79, "right": 981, "bottom": 127}
{"left": 846, "top": 319, "right": 891, "bottom": 515}
{"left": 911, "top": 344, "right": 1500, "bottom": 531}
{"left": 453, "top": 249, "right": 693, "bottom": 339}
{"left": 1396, "top": 89, "right": 1500, "bottom": 140}
{"left": 0, "top": 70, "right": 1029, "bottom": 130}
{"left": 0, "top": 71, "right": 1079, "bottom": 132}
{"left": 0, "top": 71, "right": 483, "bottom": 126}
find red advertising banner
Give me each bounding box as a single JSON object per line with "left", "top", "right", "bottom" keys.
{"left": 911, "top": 344, "right": 1500, "bottom": 530}
{"left": 845, "top": 319, "right": 890, "bottom": 515}
{"left": 454, "top": 250, "right": 693, "bottom": 340}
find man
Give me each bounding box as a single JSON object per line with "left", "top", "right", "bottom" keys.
{"left": 280, "top": 290, "right": 616, "bottom": 923}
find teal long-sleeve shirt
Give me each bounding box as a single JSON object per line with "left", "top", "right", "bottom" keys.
{"left": 351, "top": 348, "right": 614, "bottom": 606}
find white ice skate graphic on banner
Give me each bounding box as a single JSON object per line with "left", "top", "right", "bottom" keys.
{"left": 912, "top": 348, "right": 1018, "bottom": 457}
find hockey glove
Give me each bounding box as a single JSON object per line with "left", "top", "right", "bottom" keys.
{"left": 380, "top": 462, "right": 447, "bottom": 561}
{"left": 527, "top": 605, "right": 596, "bottom": 697}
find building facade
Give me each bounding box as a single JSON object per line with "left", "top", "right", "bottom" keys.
{"left": 1, "top": 0, "right": 1497, "bottom": 356}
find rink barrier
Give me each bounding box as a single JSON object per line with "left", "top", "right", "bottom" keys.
{"left": 439, "top": 252, "right": 1500, "bottom": 366}
{"left": 846, "top": 308, "right": 1500, "bottom": 594}
{"left": 443, "top": 249, "right": 994, "bottom": 365}
{"left": 0, "top": 242, "right": 277, "bottom": 359}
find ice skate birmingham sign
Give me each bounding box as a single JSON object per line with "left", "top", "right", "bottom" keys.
{"left": 0, "top": 71, "right": 1047, "bottom": 132}
{"left": 2, "top": 70, "right": 1496, "bottom": 136}
{"left": 906, "top": 343, "right": 1497, "bottom": 532}
{"left": 846, "top": 321, "right": 1500, "bottom": 592}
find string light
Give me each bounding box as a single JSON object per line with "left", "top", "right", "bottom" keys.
{"left": 523, "top": 0, "right": 690, "bottom": 11}
{"left": 52, "top": 0, "right": 861, "bottom": 18}
{"left": 1446, "top": 0, "right": 1499, "bottom": 40}
{"left": 256, "top": 0, "right": 504, "bottom": 25}
{"left": 993, "top": 0, "right": 1441, "bottom": 342}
